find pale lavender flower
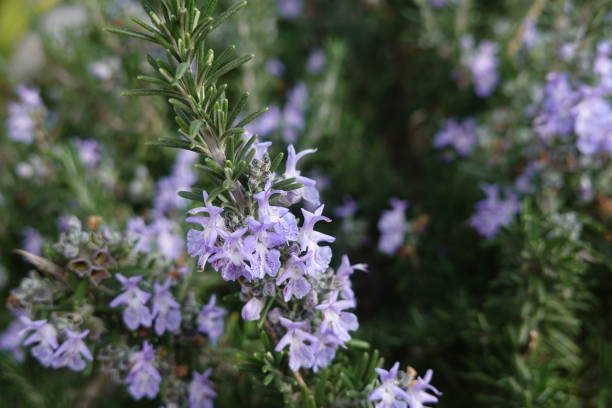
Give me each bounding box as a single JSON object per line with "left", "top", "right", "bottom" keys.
{"left": 315, "top": 291, "right": 358, "bottom": 343}
{"left": 283, "top": 145, "right": 320, "bottom": 206}
{"left": 406, "top": 369, "right": 442, "bottom": 408}
{"left": 6, "top": 86, "right": 44, "bottom": 143}
{"left": 152, "top": 278, "right": 181, "bottom": 335}
{"left": 521, "top": 18, "right": 538, "bottom": 49}
{"left": 433, "top": 118, "right": 478, "bottom": 156}
{"left": 19, "top": 316, "right": 58, "bottom": 367}
{"left": 334, "top": 255, "right": 367, "bottom": 302}
{"left": 74, "top": 139, "right": 102, "bottom": 169}
{"left": 89, "top": 57, "right": 120, "bottom": 80}
{"left": 186, "top": 191, "right": 226, "bottom": 268}
{"left": 22, "top": 227, "right": 43, "bottom": 256}
{"left": 125, "top": 341, "right": 161, "bottom": 400}
{"left": 189, "top": 369, "right": 217, "bottom": 408}
{"left": 299, "top": 205, "right": 335, "bottom": 274}
{"left": 573, "top": 92, "right": 612, "bottom": 155}
{"left": 461, "top": 39, "right": 499, "bottom": 98}
{"left": 241, "top": 297, "right": 265, "bottom": 321}
{"left": 312, "top": 330, "right": 343, "bottom": 372}
{"left": 52, "top": 329, "right": 93, "bottom": 371}
{"left": 333, "top": 197, "right": 358, "bottom": 219}
{"left": 150, "top": 217, "right": 184, "bottom": 260}
{"left": 277, "top": 0, "right": 302, "bottom": 18}
{"left": 244, "top": 218, "right": 282, "bottom": 279}
{"left": 253, "top": 183, "right": 299, "bottom": 242}
{"left": 197, "top": 295, "right": 227, "bottom": 345}
{"left": 275, "top": 317, "right": 317, "bottom": 371}
{"left": 307, "top": 49, "right": 326, "bottom": 74}
{"left": 534, "top": 72, "right": 578, "bottom": 142}
{"left": 265, "top": 58, "right": 285, "bottom": 76}
{"left": 276, "top": 254, "right": 312, "bottom": 301}
{"left": 378, "top": 199, "right": 409, "bottom": 255}
{"left": 210, "top": 228, "right": 253, "bottom": 281}
{"left": 469, "top": 184, "right": 520, "bottom": 238}
{"left": 368, "top": 362, "right": 410, "bottom": 408}
{"left": 109, "top": 274, "right": 153, "bottom": 331}
{"left": 595, "top": 41, "right": 612, "bottom": 90}
{"left": 0, "top": 319, "right": 27, "bottom": 361}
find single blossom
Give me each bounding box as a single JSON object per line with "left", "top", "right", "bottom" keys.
{"left": 406, "top": 369, "right": 442, "bottom": 408}
{"left": 197, "top": 295, "right": 227, "bottom": 345}
{"left": 19, "top": 316, "right": 59, "bottom": 367}
{"left": 186, "top": 191, "right": 226, "bottom": 268}
{"left": 109, "top": 274, "right": 153, "bottom": 331}
{"left": 469, "top": 184, "right": 520, "bottom": 238}
{"left": 307, "top": 48, "right": 326, "bottom": 74}
{"left": 334, "top": 255, "right": 368, "bottom": 302}
{"left": 275, "top": 317, "right": 318, "bottom": 371}
{"left": 209, "top": 228, "right": 253, "bottom": 281}
{"left": 283, "top": 145, "right": 320, "bottom": 206}
{"left": 6, "top": 86, "right": 44, "bottom": 143}
{"left": 151, "top": 278, "right": 182, "bottom": 335}
{"left": 368, "top": 362, "right": 411, "bottom": 408}
{"left": 461, "top": 38, "right": 499, "bottom": 98}
{"left": 378, "top": 199, "right": 409, "bottom": 255}
{"left": 125, "top": 341, "right": 161, "bottom": 400}
{"left": 276, "top": 253, "right": 312, "bottom": 301}
{"left": 241, "top": 297, "right": 265, "bottom": 321}
{"left": 189, "top": 368, "right": 217, "bottom": 408}
{"left": 316, "top": 291, "right": 358, "bottom": 343}
{"left": 52, "top": 329, "right": 93, "bottom": 371}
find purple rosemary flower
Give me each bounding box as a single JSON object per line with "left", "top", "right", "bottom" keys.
{"left": 6, "top": 86, "right": 44, "bottom": 143}
{"left": 334, "top": 255, "right": 367, "bottom": 302}
{"left": 469, "top": 184, "right": 520, "bottom": 238}
{"left": 253, "top": 183, "right": 299, "bottom": 242}
{"left": 276, "top": 253, "right": 312, "bottom": 301}
{"left": 461, "top": 38, "right": 499, "bottom": 98}
{"left": 368, "top": 362, "right": 411, "bottom": 408}
{"left": 189, "top": 368, "right": 217, "bottom": 408}
{"left": 312, "top": 330, "right": 344, "bottom": 372}
{"left": 406, "top": 369, "right": 442, "bottom": 408}
{"left": 521, "top": 18, "right": 538, "bottom": 49}
{"left": 378, "top": 199, "right": 409, "bottom": 255}
{"left": 151, "top": 278, "right": 181, "bottom": 335}
{"left": 433, "top": 118, "right": 478, "bottom": 156}
{"left": 333, "top": 197, "right": 358, "bottom": 219}
{"left": 244, "top": 218, "right": 282, "bottom": 279}
{"left": 152, "top": 218, "right": 184, "bottom": 260}
{"left": 22, "top": 227, "right": 43, "bottom": 256}
{"left": 210, "top": 228, "right": 253, "bottom": 281}
{"left": 109, "top": 274, "right": 153, "bottom": 331}
{"left": 283, "top": 145, "right": 321, "bottom": 206}
{"left": 52, "top": 329, "right": 93, "bottom": 371}
{"left": 19, "top": 316, "right": 59, "bottom": 367}
{"left": 514, "top": 161, "right": 543, "bottom": 194}
{"left": 275, "top": 317, "right": 318, "bottom": 371}
{"left": 299, "top": 205, "right": 335, "bottom": 274}
{"left": 265, "top": 58, "right": 285, "bottom": 76}
{"left": 315, "top": 291, "right": 358, "bottom": 343}
{"left": 186, "top": 191, "right": 226, "bottom": 268}
{"left": 595, "top": 41, "right": 612, "bottom": 90}
{"left": 307, "top": 49, "right": 326, "bottom": 74}
{"left": 125, "top": 341, "right": 161, "bottom": 400}
{"left": 197, "top": 295, "right": 227, "bottom": 345}
{"left": 277, "top": 0, "right": 302, "bottom": 18}
{"left": 74, "top": 139, "right": 102, "bottom": 169}
{"left": 573, "top": 91, "right": 612, "bottom": 156}
{"left": 241, "top": 297, "right": 265, "bottom": 321}
{"left": 0, "top": 318, "right": 27, "bottom": 361}
{"left": 533, "top": 72, "right": 578, "bottom": 142}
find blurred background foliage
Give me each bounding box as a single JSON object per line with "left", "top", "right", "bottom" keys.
{"left": 0, "top": 0, "right": 611, "bottom": 407}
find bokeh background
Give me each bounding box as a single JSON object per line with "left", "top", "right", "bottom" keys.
{"left": 1, "top": 0, "right": 611, "bottom": 407}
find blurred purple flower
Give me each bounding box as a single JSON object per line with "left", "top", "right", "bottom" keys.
{"left": 573, "top": 91, "right": 612, "bottom": 156}
{"left": 265, "top": 58, "right": 285, "bottom": 76}
{"left": 534, "top": 72, "right": 578, "bottom": 142}
{"left": 74, "top": 139, "right": 102, "bottom": 169}
{"left": 125, "top": 341, "right": 161, "bottom": 400}
{"left": 151, "top": 278, "right": 181, "bottom": 335}
{"left": 197, "top": 295, "right": 227, "bottom": 345}
{"left": 378, "top": 199, "right": 409, "bottom": 255}
{"left": 22, "top": 227, "right": 43, "bottom": 256}
{"left": 275, "top": 317, "right": 317, "bottom": 371}
{"left": 469, "top": 184, "right": 520, "bottom": 238}
{"left": 189, "top": 368, "right": 217, "bottom": 408}
{"left": 277, "top": 0, "right": 302, "bottom": 18}
{"left": 433, "top": 118, "right": 479, "bottom": 156}
{"left": 52, "top": 329, "right": 93, "bottom": 371}
{"left": 6, "top": 86, "right": 44, "bottom": 144}
{"left": 307, "top": 49, "right": 326, "bottom": 74}
{"left": 109, "top": 274, "right": 153, "bottom": 331}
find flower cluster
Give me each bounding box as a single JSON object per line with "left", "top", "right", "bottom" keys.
{"left": 1, "top": 217, "right": 225, "bottom": 406}
{"left": 6, "top": 86, "right": 47, "bottom": 144}
{"left": 369, "top": 362, "right": 441, "bottom": 408}
{"left": 186, "top": 144, "right": 365, "bottom": 372}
